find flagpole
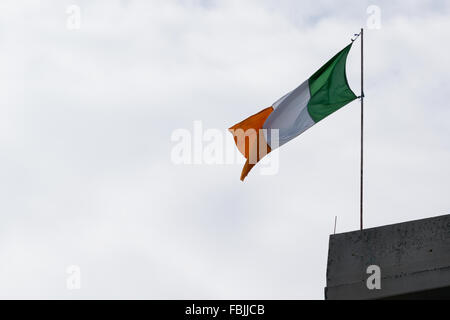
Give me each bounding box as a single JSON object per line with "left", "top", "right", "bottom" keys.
{"left": 360, "top": 28, "right": 364, "bottom": 231}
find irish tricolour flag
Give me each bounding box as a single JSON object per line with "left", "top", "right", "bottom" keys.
{"left": 229, "top": 43, "right": 358, "bottom": 181}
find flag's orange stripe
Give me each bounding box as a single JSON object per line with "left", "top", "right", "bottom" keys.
{"left": 229, "top": 107, "right": 274, "bottom": 181}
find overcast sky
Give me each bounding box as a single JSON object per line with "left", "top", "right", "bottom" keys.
{"left": 0, "top": 0, "right": 449, "bottom": 299}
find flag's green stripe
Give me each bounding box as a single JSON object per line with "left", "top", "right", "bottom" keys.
{"left": 307, "top": 43, "right": 357, "bottom": 123}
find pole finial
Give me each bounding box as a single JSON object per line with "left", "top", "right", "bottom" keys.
{"left": 351, "top": 28, "right": 363, "bottom": 42}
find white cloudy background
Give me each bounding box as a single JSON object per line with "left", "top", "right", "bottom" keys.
{"left": 0, "top": 0, "right": 449, "bottom": 299}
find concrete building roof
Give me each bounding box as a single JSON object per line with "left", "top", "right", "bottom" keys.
{"left": 325, "top": 214, "right": 450, "bottom": 300}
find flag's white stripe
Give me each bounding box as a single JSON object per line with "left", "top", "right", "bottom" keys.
{"left": 272, "top": 91, "right": 292, "bottom": 109}
{"left": 263, "top": 80, "right": 315, "bottom": 149}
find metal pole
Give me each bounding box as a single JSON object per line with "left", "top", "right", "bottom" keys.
{"left": 334, "top": 216, "right": 337, "bottom": 234}
{"left": 360, "top": 28, "right": 364, "bottom": 231}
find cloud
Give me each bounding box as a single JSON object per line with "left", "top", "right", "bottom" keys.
{"left": 0, "top": 0, "right": 449, "bottom": 299}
